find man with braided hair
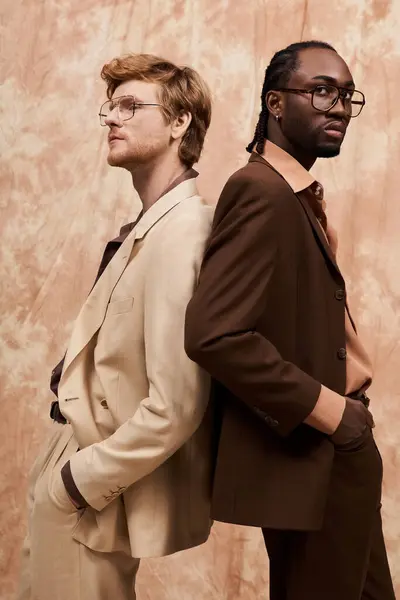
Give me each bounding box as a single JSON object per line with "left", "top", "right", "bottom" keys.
{"left": 185, "top": 41, "right": 395, "bottom": 599}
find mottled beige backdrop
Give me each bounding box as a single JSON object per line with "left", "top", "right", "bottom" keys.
{"left": 1, "top": 0, "right": 400, "bottom": 598}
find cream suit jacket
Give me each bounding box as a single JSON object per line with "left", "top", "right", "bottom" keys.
{"left": 57, "top": 178, "right": 215, "bottom": 558}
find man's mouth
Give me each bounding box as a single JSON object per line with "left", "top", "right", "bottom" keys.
{"left": 323, "top": 121, "right": 347, "bottom": 139}
{"left": 108, "top": 134, "right": 124, "bottom": 143}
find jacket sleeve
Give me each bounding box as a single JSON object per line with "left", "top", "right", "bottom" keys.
{"left": 184, "top": 171, "right": 321, "bottom": 438}
{"left": 62, "top": 206, "right": 214, "bottom": 511}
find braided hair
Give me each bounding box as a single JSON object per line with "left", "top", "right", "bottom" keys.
{"left": 246, "top": 41, "right": 337, "bottom": 154}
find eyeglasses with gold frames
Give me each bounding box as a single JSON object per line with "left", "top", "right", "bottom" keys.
{"left": 98, "top": 95, "right": 162, "bottom": 126}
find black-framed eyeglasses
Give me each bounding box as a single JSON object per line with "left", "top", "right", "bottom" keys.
{"left": 275, "top": 85, "right": 365, "bottom": 118}
{"left": 98, "top": 95, "right": 162, "bottom": 126}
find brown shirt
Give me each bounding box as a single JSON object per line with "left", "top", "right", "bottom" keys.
{"left": 260, "top": 141, "right": 372, "bottom": 395}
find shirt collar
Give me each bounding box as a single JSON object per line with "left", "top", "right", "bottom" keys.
{"left": 160, "top": 167, "right": 198, "bottom": 198}
{"left": 256, "top": 140, "right": 317, "bottom": 193}
{"left": 113, "top": 168, "right": 199, "bottom": 242}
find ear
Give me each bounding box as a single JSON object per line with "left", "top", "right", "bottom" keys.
{"left": 266, "top": 90, "right": 283, "bottom": 119}
{"left": 170, "top": 111, "right": 192, "bottom": 141}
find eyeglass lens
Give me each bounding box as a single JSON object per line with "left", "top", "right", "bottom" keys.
{"left": 312, "top": 86, "right": 364, "bottom": 117}
{"left": 99, "top": 97, "right": 136, "bottom": 125}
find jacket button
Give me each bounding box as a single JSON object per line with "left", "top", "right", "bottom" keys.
{"left": 335, "top": 289, "right": 345, "bottom": 301}
{"left": 337, "top": 348, "right": 347, "bottom": 360}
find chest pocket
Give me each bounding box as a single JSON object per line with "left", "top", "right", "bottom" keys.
{"left": 107, "top": 297, "right": 134, "bottom": 316}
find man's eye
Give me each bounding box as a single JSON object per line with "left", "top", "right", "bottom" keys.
{"left": 120, "top": 101, "right": 135, "bottom": 111}
{"left": 314, "top": 86, "right": 330, "bottom": 96}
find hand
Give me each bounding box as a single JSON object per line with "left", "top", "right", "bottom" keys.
{"left": 330, "top": 397, "right": 374, "bottom": 447}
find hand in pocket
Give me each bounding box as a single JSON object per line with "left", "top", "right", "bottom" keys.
{"left": 330, "top": 398, "right": 374, "bottom": 450}
{"left": 49, "top": 466, "right": 79, "bottom": 514}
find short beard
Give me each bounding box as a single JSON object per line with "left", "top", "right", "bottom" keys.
{"left": 316, "top": 144, "right": 341, "bottom": 158}
{"left": 107, "top": 137, "right": 166, "bottom": 170}
{"left": 107, "top": 149, "right": 152, "bottom": 169}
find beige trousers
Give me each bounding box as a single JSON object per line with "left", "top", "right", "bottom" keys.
{"left": 17, "top": 422, "right": 140, "bottom": 600}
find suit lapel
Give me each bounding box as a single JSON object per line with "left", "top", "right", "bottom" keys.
{"left": 294, "top": 191, "right": 343, "bottom": 280}
{"left": 249, "top": 153, "right": 343, "bottom": 280}
{"left": 60, "top": 178, "right": 199, "bottom": 381}
{"left": 61, "top": 228, "right": 137, "bottom": 378}
{"left": 134, "top": 178, "right": 197, "bottom": 240}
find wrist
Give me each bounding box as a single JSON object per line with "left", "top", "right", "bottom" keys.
{"left": 66, "top": 489, "right": 83, "bottom": 509}
{"left": 304, "top": 386, "right": 346, "bottom": 434}
{"left": 61, "top": 460, "right": 89, "bottom": 509}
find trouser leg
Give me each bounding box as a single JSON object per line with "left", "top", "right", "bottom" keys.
{"left": 361, "top": 509, "right": 395, "bottom": 600}
{"left": 263, "top": 429, "right": 394, "bottom": 600}
{"left": 17, "top": 423, "right": 140, "bottom": 600}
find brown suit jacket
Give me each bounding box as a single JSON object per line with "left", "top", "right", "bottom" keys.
{"left": 185, "top": 153, "right": 347, "bottom": 531}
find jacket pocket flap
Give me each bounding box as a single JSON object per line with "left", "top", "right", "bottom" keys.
{"left": 107, "top": 297, "right": 134, "bottom": 315}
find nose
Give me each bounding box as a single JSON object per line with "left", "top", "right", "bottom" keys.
{"left": 328, "top": 95, "right": 350, "bottom": 122}
{"left": 104, "top": 106, "right": 122, "bottom": 128}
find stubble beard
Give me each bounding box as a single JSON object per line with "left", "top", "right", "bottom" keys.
{"left": 107, "top": 145, "right": 142, "bottom": 168}
{"left": 107, "top": 140, "right": 164, "bottom": 170}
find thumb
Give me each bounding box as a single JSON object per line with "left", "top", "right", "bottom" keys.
{"left": 366, "top": 410, "right": 375, "bottom": 429}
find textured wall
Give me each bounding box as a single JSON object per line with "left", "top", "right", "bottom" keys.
{"left": 1, "top": 1, "right": 400, "bottom": 598}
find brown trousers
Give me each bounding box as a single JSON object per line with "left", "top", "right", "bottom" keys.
{"left": 263, "top": 428, "right": 395, "bottom": 600}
